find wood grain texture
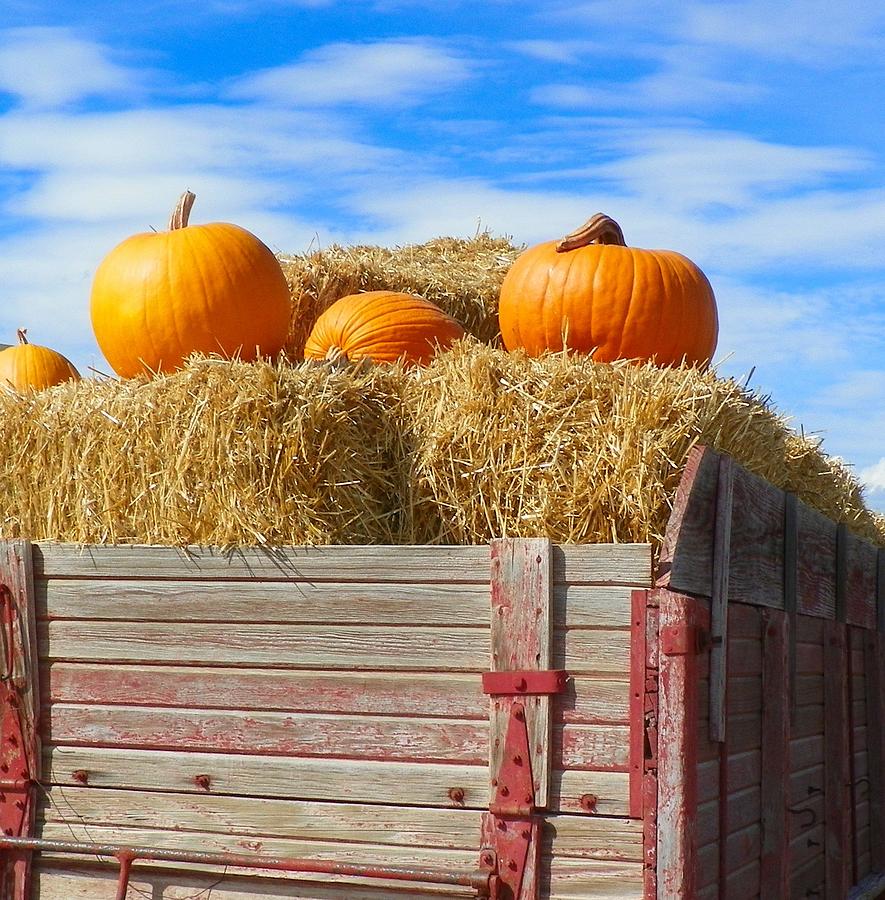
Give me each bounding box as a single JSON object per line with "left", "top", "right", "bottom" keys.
{"left": 42, "top": 663, "right": 631, "bottom": 724}
{"left": 38, "top": 579, "right": 637, "bottom": 629}
{"left": 657, "top": 445, "right": 718, "bottom": 595}
{"left": 759, "top": 609, "right": 790, "bottom": 898}
{"left": 35, "top": 542, "right": 652, "bottom": 587}
{"left": 824, "top": 620, "right": 852, "bottom": 898}
{"left": 709, "top": 454, "right": 733, "bottom": 743}
{"left": 797, "top": 502, "right": 837, "bottom": 619}
{"left": 656, "top": 589, "right": 705, "bottom": 898}
{"left": 37, "top": 786, "right": 645, "bottom": 861}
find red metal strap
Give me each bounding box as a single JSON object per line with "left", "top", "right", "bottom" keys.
{"left": 482, "top": 669, "right": 568, "bottom": 696}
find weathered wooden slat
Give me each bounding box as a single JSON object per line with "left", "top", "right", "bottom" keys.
{"left": 759, "top": 609, "right": 789, "bottom": 897}
{"left": 797, "top": 501, "right": 837, "bottom": 619}
{"left": 709, "top": 454, "right": 733, "bottom": 743}
{"left": 42, "top": 663, "right": 631, "bottom": 724}
{"left": 40, "top": 621, "right": 631, "bottom": 673}
{"left": 844, "top": 532, "right": 879, "bottom": 629}
{"left": 44, "top": 746, "right": 631, "bottom": 815}
{"left": 656, "top": 589, "right": 705, "bottom": 897}
{"left": 34, "top": 542, "right": 652, "bottom": 587}
{"left": 46, "top": 704, "right": 631, "bottom": 771}
{"left": 37, "top": 580, "right": 636, "bottom": 629}
{"left": 37, "top": 786, "right": 645, "bottom": 860}
{"left": 824, "top": 619, "right": 851, "bottom": 897}
{"left": 697, "top": 749, "right": 760, "bottom": 805}
{"left": 32, "top": 856, "right": 647, "bottom": 900}
{"left": 33, "top": 863, "right": 476, "bottom": 900}
{"left": 869, "top": 631, "right": 885, "bottom": 871}
{"left": 0, "top": 539, "right": 41, "bottom": 898}
{"left": 657, "top": 445, "right": 718, "bottom": 594}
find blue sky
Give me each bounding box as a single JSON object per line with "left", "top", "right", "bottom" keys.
{"left": 2, "top": 1, "right": 885, "bottom": 504}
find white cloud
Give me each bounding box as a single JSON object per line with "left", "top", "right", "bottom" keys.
{"left": 228, "top": 39, "right": 472, "bottom": 107}
{"left": 861, "top": 459, "right": 885, "bottom": 494}
{"left": 0, "top": 27, "right": 142, "bottom": 108}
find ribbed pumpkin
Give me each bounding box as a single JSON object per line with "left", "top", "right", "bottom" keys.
{"left": 498, "top": 213, "right": 718, "bottom": 366}
{"left": 90, "top": 191, "right": 292, "bottom": 378}
{"left": 0, "top": 329, "right": 80, "bottom": 391}
{"left": 304, "top": 291, "right": 465, "bottom": 367}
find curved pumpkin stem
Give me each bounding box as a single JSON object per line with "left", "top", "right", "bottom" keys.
{"left": 168, "top": 191, "right": 197, "bottom": 231}
{"left": 16, "top": 328, "right": 28, "bottom": 345}
{"left": 555, "top": 213, "right": 626, "bottom": 253}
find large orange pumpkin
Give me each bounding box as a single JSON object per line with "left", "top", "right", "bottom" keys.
{"left": 0, "top": 329, "right": 80, "bottom": 391}
{"left": 90, "top": 192, "right": 292, "bottom": 378}
{"left": 304, "top": 291, "right": 465, "bottom": 367}
{"left": 498, "top": 213, "right": 718, "bottom": 366}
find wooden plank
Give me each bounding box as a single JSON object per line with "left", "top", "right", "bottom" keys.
{"left": 1, "top": 539, "right": 41, "bottom": 900}
{"left": 46, "top": 703, "right": 631, "bottom": 771}
{"left": 727, "top": 464, "right": 786, "bottom": 610}
{"left": 759, "top": 608, "right": 790, "bottom": 897}
{"left": 656, "top": 589, "right": 705, "bottom": 898}
{"left": 823, "top": 619, "right": 851, "bottom": 897}
{"left": 869, "top": 631, "right": 885, "bottom": 870}
{"left": 487, "top": 538, "right": 551, "bottom": 900}
{"left": 843, "top": 532, "right": 879, "bottom": 629}
{"left": 35, "top": 542, "right": 652, "bottom": 586}
{"left": 657, "top": 444, "right": 718, "bottom": 595}
{"left": 796, "top": 501, "right": 837, "bottom": 619}
{"left": 43, "top": 745, "right": 632, "bottom": 815}
{"left": 709, "top": 454, "right": 733, "bottom": 743}
{"left": 37, "top": 579, "right": 636, "bottom": 629}
{"left": 37, "top": 786, "right": 646, "bottom": 861}
{"left": 43, "top": 663, "right": 631, "bottom": 724}
{"left": 41, "top": 621, "right": 631, "bottom": 673}
{"left": 33, "top": 863, "right": 478, "bottom": 900}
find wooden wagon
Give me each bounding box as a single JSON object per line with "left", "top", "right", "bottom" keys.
{"left": 0, "top": 444, "right": 883, "bottom": 898}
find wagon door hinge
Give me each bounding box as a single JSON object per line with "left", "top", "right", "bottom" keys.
{"left": 479, "top": 669, "right": 568, "bottom": 899}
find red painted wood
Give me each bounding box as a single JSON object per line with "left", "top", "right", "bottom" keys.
{"left": 656, "top": 588, "right": 706, "bottom": 898}
{"left": 823, "top": 619, "right": 851, "bottom": 898}
{"left": 0, "top": 541, "right": 40, "bottom": 900}
{"left": 870, "top": 631, "right": 885, "bottom": 871}
{"left": 629, "top": 589, "right": 647, "bottom": 819}
{"left": 759, "top": 609, "right": 790, "bottom": 897}
{"left": 642, "top": 592, "right": 659, "bottom": 900}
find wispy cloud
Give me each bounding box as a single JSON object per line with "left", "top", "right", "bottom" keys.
{"left": 0, "top": 26, "right": 143, "bottom": 108}
{"left": 228, "top": 39, "right": 472, "bottom": 108}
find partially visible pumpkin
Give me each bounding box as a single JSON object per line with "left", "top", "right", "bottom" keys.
{"left": 498, "top": 213, "right": 718, "bottom": 366}
{"left": 90, "top": 191, "right": 292, "bottom": 378}
{"left": 0, "top": 329, "right": 80, "bottom": 391}
{"left": 304, "top": 291, "right": 465, "bottom": 367}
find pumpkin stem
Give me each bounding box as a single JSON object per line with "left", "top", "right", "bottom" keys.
{"left": 16, "top": 328, "right": 28, "bottom": 345}
{"left": 168, "top": 191, "right": 197, "bottom": 231}
{"left": 556, "top": 213, "right": 627, "bottom": 253}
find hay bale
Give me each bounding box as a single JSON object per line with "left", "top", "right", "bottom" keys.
{"left": 0, "top": 343, "right": 881, "bottom": 551}
{"left": 279, "top": 233, "right": 520, "bottom": 357}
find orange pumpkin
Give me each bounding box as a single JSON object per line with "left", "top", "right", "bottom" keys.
{"left": 90, "top": 191, "right": 292, "bottom": 377}
{"left": 498, "top": 213, "right": 718, "bottom": 366}
{"left": 0, "top": 329, "right": 80, "bottom": 391}
{"left": 304, "top": 291, "right": 465, "bottom": 367}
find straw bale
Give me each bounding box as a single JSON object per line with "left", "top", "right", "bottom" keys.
{"left": 0, "top": 344, "right": 881, "bottom": 552}
{"left": 279, "top": 233, "right": 520, "bottom": 356}
{"left": 398, "top": 342, "right": 885, "bottom": 548}
{"left": 0, "top": 358, "right": 407, "bottom": 547}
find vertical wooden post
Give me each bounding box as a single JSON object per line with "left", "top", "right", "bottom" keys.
{"left": 823, "top": 618, "right": 851, "bottom": 898}
{"left": 0, "top": 540, "right": 40, "bottom": 900}
{"left": 485, "top": 537, "right": 553, "bottom": 899}
{"left": 865, "top": 629, "right": 885, "bottom": 872}
{"left": 656, "top": 588, "right": 705, "bottom": 899}
{"left": 783, "top": 493, "right": 799, "bottom": 723}
{"left": 709, "top": 454, "right": 733, "bottom": 742}
{"left": 759, "top": 609, "right": 790, "bottom": 898}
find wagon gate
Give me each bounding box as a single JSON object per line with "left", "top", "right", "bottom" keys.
{"left": 0, "top": 444, "right": 883, "bottom": 899}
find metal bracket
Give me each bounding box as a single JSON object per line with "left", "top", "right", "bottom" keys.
{"left": 482, "top": 669, "right": 568, "bottom": 696}
{"left": 661, "top": 624, "right": 708, "bottom": 656}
